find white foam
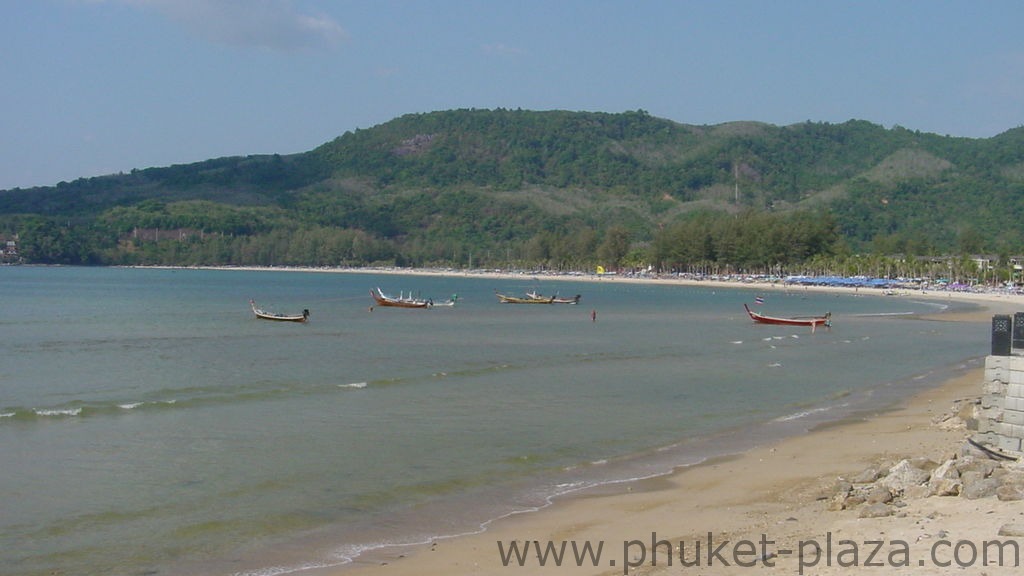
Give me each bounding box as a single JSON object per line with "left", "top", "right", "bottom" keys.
{"left": 35, "top": 408, "right": 82, "bottom": 417}
{"left": 0, "top": 411, "right": 14, "bottom": 418}
{"left": 118, "top": 402, "right": 143, "bottom": 410}
{"left": 232, "top": 560, "right": 340, "bottom": 576}
{"left": 774, "top": 406, "right": 833, "bottom": 422}
{"left": 338, "top": 382, "right": 367, "bottom": 389}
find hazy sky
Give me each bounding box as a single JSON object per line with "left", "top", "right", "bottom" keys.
{"left": 2, "top": 0, "right": 1022, "bottom": 190}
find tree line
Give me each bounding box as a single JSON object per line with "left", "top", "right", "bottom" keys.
{"left": 3, "top": 109, "right": 1024, "bottom": 279}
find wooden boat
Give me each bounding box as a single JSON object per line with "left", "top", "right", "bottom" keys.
{"left": 526, "top": 291, "right": 581, "bottom": 304}
{"left": 744, "top": 304, "right": 830, "bottom": 328}
{"left": 495, "top": 291, "right": 555, "bottom": 304}
{"left": 371, "top": 287, "right": 432, "bottom": 308}
{"left": 250, "top": 299, "right": 309, "bottom": 322}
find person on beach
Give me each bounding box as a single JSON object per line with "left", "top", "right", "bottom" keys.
{"left": 591, "top": 309, "right": 597, "bottom": 322}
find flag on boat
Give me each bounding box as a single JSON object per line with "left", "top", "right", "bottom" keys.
{"left": 754, "top": 296, "right": 765, "bottom": 304}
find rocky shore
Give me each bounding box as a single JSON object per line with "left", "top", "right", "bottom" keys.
{"left": 826, "top": 396, "right": 1024, "bottom": 524}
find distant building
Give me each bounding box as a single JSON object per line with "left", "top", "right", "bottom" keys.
{"left": 1, "top": 235, "right": 19, "bottom": 263}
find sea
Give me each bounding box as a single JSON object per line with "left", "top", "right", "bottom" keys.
{"left": 0, "top": 266, "right": 993, "bottom": 576}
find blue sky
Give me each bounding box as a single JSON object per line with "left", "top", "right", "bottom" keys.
{"left": 2, "top": 0, "right": 1022, "bottom": 190}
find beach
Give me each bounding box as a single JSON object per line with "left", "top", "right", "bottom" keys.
{"left": 290, "top": 269, "right": 1024, "bottom": 576}
{"left": 335, "top": 369, "right": 1011, "bottom": 576}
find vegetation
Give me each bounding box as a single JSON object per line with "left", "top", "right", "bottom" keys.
{"left": 2, "top": 109, "right": 1023, "bottom": 280}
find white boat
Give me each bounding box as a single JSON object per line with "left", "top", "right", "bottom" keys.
{"left": 250, "top": 299, "right": 309, "bottom": 322}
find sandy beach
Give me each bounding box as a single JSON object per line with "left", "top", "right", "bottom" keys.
{"left": 179, "top": 264, "right": 1024, "bottom": 312}
{"left": 246, "top": 267, "right": 1024, "bottom": 576}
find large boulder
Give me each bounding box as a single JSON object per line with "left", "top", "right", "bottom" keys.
{"left": 927, "top": 459, "right": 962, "bottom": 497}
{"left": 878, "top": 459, "right": 930, "bottom": 494}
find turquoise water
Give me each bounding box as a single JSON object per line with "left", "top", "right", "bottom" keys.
{"left": 0, "top": 267, "right": 990, "bottom": 576}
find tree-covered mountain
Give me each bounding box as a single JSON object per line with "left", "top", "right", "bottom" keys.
{"left": 2, "top": 109, "right": 1023, "bottom": 275}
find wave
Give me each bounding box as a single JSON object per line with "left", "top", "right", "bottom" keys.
{"left": 1, "top": 400, "right": 183, "bottom": 421}
{"left": 773, "top": 405, "right": 834, "bottom": 422}
{"left": 0, "top": 378, "right": 383, "bottom": 424}
{"left": 34, "top": 407, "right": 83, "bottom": 417}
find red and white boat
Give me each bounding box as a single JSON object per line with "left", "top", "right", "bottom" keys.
{"left": 371, "top": 287, "right": 433, "bottom": 308}
{"left": 744, "top": 304, "right": 830, "bottom": 328}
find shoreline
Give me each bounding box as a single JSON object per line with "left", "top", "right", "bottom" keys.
{"left": 328, "top": 366, "right": 1023, "bottom": 576}
{"left": 139, "top": 264, "right": 1024, "bottom": 315}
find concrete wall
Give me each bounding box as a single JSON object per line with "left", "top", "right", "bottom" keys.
{"left": 974, "top": 355, "right": 1024, "bottom": 455}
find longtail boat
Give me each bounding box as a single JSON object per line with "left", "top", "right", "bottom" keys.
{"left": 250, "top": 299, "right": 309, "bottom": 322}
{"left": 371, "top": 287, "right": 432, "bottom": 308}
{"left": 744, "top": 304, "right": 830, "bottom": 328}
{"left": 526, "top": 291, "right": 581, "bottom": 304}
{"left": 495, "top": 291, "right": 555, "bottom": 304}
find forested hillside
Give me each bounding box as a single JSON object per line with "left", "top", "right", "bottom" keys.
{"left": 2, "top": 109, "right": 1023, "bottom": 278}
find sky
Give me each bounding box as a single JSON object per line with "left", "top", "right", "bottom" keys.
{"left": 2, "top": 0, "right": 1023, "bottom": 190}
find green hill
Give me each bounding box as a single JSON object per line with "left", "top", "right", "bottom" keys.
{"left": 2, "top": 109, "right": 1023, "bottom": 275}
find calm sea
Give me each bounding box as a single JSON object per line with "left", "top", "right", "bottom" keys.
{"left": 0, "top": 266, "right": 990, "bottom": 576}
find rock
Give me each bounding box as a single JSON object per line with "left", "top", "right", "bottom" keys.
{"left": 851, "top": 467, "right": 883, "bottom": 484}
{"left": 826, "top": 495, "right": 846, "bottom": 511}
{"left": 865, "top": 485, "right": 894, "bottom": 504}
{"left": 958, "top": 399, "right": 980, "bottom": 430}
{"left": 928, "top": 478, "right": 962, "bottom": 497}
{"left": 904, "top": 485, "right": 932, "bottom": 499}
{"left": 827, "top": 491, "right": 857, "bottom": 511}
{"left": 928, "top": 459, "right": 962, "bottom": 496}
{"left": 832, "top": 479, "right": 854, "bottom": 494}
{"left": 858, "top": 503, "right": 893, "bottom": 518}
{"left": 999, "top": 523, "right": 1024, "bottom": 537}
{"left": 955, "top": 457, "right": 999, "bottom": 478}
{"left": 1000, "top": 470, "right": 1024, "bottom": 487}
{"left": 879, "top": 460, "right": 930, "bottom": 494}
{"left": 931, "top": 459, "right": 961, "bottom": 481}
{"left": 996, "top": 484, "right": 1024, "bottom": 501}
{"left": 961, "top": 471, "right": 1000, "bottom": 500}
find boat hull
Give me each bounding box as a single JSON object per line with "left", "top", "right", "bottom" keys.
{"left": 250, "top": 300, "right": 309, "bottom": 322}
{"left": 526, "top": 291, "right": 581, "bottom": 304}
{"left": 371, "top": 288, "right": 432, "bottom": 308}
{"left": 496, "top": 292, "right": 555, "bottom": 304}
{"left": 744, "top": 304, "right": 829, "bottom": 327}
